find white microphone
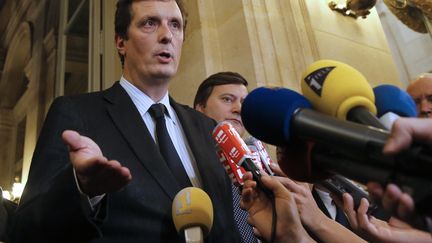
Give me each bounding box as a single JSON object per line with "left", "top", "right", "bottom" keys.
{"left": 244, "top": 136, "right": 275, "bottom": 176}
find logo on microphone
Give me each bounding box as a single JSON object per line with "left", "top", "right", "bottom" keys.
{"left": 174, "top": 190, "right": 192, "bottom": 215}
{"left": 303, "top": 66, "right": 335, "bottom": 97}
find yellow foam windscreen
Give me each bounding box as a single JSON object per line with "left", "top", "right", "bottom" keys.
{"left": 301, "top": 60, "right": 376, "bottom": 120}
{"left": 172, "top": 187, "right": 214, "bottom": 237}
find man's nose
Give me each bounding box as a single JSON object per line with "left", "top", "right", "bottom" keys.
{"left": 232, "top": 101, "right": 242, "bottom": 114}
{"left": 158, "top": 23, "right": 173, "bottom": 43}
{"left": 419, "top": 98, "right": 432, "bottom": 117}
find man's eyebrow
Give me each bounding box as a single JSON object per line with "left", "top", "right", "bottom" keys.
{"left": 219, "top": 93, "right": 236, "bottom": 97}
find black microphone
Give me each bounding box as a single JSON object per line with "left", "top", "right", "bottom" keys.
{"left": 241, "top": 87, "right": 432, "bottom": 216}
{"left": 241, "top": 87, "right": 432, "bottom": 180}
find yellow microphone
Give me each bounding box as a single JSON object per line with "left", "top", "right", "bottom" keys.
{"left": 172, "top": 187, "right": 213, "bottom": 243}
{"left": 301, "top": 60, "right": 385, "bottom": 129}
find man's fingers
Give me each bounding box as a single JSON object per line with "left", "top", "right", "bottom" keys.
{"left": 62, "top": 130, "right": 83, "bottom": 151}
{"left": 397, "top": 193, "right": 415, "bottom": 220}
{"left": 341, "top": 193, "right": 358, "bottom": 228}
{"left": 270, "top": 163, "right": 287, "bottom": 177}
{"left": 76, "top": 159, "right": 132, "bottom": 196}
{"left": 366, "top": 182, "right": 384, "bottom": 202}
{"left": 382, "top": 184, "right": 403, "bottom": 213}
{"left": 276, "top": 176, "right": 303, "bottom": 195}
{"left": 383, "top": 118, "right": 432, "bottom": 154}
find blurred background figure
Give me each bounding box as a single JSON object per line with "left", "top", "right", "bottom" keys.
{"left": 407, "top": 73, "right": 432, "bottom": 118}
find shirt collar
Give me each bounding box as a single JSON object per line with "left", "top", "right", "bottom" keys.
{"left": 119, "top": 77, "right": 176, "bottom": 124}
{"left": 315, "top": 187, "right": 333, "bottom": 206}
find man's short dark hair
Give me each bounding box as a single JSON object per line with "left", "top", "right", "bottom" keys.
{"left": 115, "top": 0, "right": 188, "bottom": 67}
{"left": 193, "top": 72, "right": 249, "bottom": 108}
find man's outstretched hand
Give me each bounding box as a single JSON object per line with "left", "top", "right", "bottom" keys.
{"left": 62, "top": 130, "right": 132, "bottom": 197}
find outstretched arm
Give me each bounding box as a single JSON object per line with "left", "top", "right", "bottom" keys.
{"left": 339, "top": 193, "right": 432, "bottom": 243}
{"left": 62, "top": 130, "right": 132, "bottom": 197}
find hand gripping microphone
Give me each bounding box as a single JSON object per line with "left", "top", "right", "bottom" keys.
{"left": 301, "top": 59, "right": 386, "bottom": 129}
{"left": 373, "top": 84, "right": 417, "bottom": 129}
{"left": 172, "top": 187, "right": 213, "bottom": 243}
{"left": 213, "top": 122, "right": 277, "bottom": 241}
{"left": 241, "top": 86, "right": 432, "bottom": 179}
{"left": 212, "top": 122, "right": 272, "bottom": 196}
{"left": 244, "top": 136, "right": 275, "bottom": 176}
{"left": 242, "top": 86, "right": 432, "bottom": 215}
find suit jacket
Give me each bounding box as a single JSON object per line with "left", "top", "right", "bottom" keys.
{"left": 10, "top": 82, "right": 240, "bottom": 243}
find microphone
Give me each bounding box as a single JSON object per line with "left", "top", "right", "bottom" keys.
{"left": 216, "top": 146, "right": 246, "bottom": 187}
{"left": 318, "top": 174, "right": 391, "bottom": 221}
{"left": 301, "top": 59, "right": 386, "bottom": 129}
{"left": 244, "top": 136, "right": 275, "bottom": 176}
{"left": 212, "top": 122, "right": 272, "bottom": 196}
{"left": 373, "top": 84, "right": 417, "bottom": 129}
{"left": 172, "top": 187, "right": 213, "bottom": 243}
{"left": 241, "top": 87, "right": 432, "bottom": 180}
{"left": 242, "top": 86, "right": 432, "bottom": 215}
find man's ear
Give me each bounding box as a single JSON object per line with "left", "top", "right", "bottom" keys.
{"left": 115, "top": 34, "right": 126, "bottom": 56}
{"left": 195, "top": 104, "right": 205, "bottom": 113}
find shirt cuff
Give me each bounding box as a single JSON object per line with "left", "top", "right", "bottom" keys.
{"left": 73, "top": 168, "right": 105, "bottom": 210}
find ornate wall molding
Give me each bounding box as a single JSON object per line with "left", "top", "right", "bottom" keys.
{"left": 241, "top": 0, "right": 319, "bottom": 90}
{"left": 1, "top": 0, "right": 31, "bottom": 46}
{"left": 0, "top": 21, "right": 32, "bottom": 109}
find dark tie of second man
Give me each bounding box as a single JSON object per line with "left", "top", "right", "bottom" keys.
{"left": 149, "top": 103, "right": 192, "bottom": 188}
{"left": 335, "top": 202, "right": 352, "bottom": 230}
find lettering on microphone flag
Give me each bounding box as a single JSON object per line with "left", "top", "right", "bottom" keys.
{"left": 303, "top": 66, "right": 335, "bottom": 97}
{"left": 216, "top": 146, "right": 246, "bottom": 187}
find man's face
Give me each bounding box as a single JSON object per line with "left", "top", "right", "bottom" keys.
{"left": 197, "top": 84, "right": 248, "bottom": 136}
{"left": 116, "top": 0, "right": 183, "bottom": 85}
{"left": 407, "top": 77, "right": 432, "bottom": 118}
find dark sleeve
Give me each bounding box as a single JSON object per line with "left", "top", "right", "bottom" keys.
{"left": 9, "top": 96, "right": 103, "bottom": 243}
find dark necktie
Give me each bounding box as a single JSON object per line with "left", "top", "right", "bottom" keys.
{"left": 335, "top": 202, "right": 352, "bottom": 230}
{"left": 232, "top": 185, "right": 257, "bottom": 243}
{"left": 148, "top": 103, "right": 191, "bottom": 188}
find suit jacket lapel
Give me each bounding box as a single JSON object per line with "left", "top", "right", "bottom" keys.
{"left": 170, "top": 98, "right": 221, "bottom": 196}
{"left": 103, "top": 83, "right": 181, "bottom": 200}
{"left": 312, "top": 187, "right": 332, "bottom": 218}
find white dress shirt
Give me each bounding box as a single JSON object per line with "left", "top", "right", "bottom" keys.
{"left": 119, "top": 77, "right": 202, "bottom": 188}
{"left": 315, "top": 188, "right": 337, "bottom": 220}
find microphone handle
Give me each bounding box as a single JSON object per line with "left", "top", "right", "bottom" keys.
{"left": 311, "top": 147, "right": 432, "bottom": 217}
{"left": 241, "top": 158, "right": 273, "bottom": 198}
{"left": 347, "top": 106, "right": 387, "bottom": 130}
{"left": 318, "top": 175, "right": 391, "bottom": 221}
{"left": 293, "top": 108, "right": 432, "bottom": 177}
{"left": 184, "top": 227, "right": 203, "bottom": 243}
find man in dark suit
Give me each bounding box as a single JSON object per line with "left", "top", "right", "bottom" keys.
{"left": 193, "top": 72, "right": 258, "bottom": 243}
{"left": 9, "top": 0, "right": 240, "bottom": 242}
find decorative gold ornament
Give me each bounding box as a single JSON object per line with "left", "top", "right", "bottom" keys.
{"left": 329, "top": 0, "right": 377, "bottom": 19}
{"left": 383, "top": 0, "right": 431, "bottom": 33}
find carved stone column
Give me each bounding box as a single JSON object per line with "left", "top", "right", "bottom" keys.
{"left": 0, "top": 109, "right": 14, "bottom": 190}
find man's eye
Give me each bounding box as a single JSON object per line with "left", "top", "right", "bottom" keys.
{"left": 426, "top": 95, "right": 432, "bottom": 103}
{"left": 144, "top": 19, "right": 156, "bottom": 27}
{"left": 221, "top": 97, "right": 232, "bottom": 103}
{"left": 170, "top": 21, "right": 181, "bottom": 29}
